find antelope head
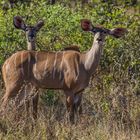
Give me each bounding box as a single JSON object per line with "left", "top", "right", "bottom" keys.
{"left": 81, "top": 19, "right": 128, "bottom": 40}
{"left": 13, "top": 16, "right": 44, "bottom": 50}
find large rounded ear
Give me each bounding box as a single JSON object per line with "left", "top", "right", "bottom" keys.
{"left": 35, "top": 20, "right": 44, "bottom": 31}
{"left": 81, "top": 19, "right": 93, "bottom": 31}
{"left": 110, "top": 28, "right": 128, "bottom": 38}
{"left": 13, "top": 16, "right": 26, "bottom": 30}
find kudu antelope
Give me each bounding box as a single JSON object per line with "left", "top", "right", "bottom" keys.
{"left": 13, "top": 16, "right": 44, "bottom": 50}
{"left": 1, "top": 19, "right": 127, "bottom": 123}
{"left": 12, "top": 16, "right": 44, "bottom": 119}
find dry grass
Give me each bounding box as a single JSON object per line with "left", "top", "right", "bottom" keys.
{"left": 0, "top": 77, "right": 140, "bottom": 140}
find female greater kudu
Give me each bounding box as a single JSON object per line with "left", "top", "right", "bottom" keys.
{"left": 1, "top": 19, "right": 127, "bottom": 123}
{"left": 12, "top": 16, "right": 44, "bottom": 118}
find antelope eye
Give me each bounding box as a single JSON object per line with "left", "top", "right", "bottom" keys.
{"left": 25, "top": 28, "right": 29, "bottom": 32}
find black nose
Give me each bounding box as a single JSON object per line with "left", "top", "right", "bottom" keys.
{"left": 97, "top": 38, "right": 103, "bottom": 42}
{"left": 28, "top": 33, "right": 35, "bottom": 42}
{"left": 29, "top": 32, "right": 35, "bottom": 38}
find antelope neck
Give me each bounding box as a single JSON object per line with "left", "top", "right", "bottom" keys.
{"left": 27, "top": 41, "right": 36, "bottom": 50}
{"left": 82, "top": 35, "right": 105, "bottom": 75}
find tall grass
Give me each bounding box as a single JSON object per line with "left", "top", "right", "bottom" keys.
{"left": 0, "top": 75, "right": 139, "bottom": 140}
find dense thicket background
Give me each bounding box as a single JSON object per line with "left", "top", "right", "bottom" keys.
{"left": 0, "top": 0, "right": 140, "bottom": 139}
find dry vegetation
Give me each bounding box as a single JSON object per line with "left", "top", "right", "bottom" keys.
{"left": 0, "top": 73, "right": 140, "bottom": 140}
